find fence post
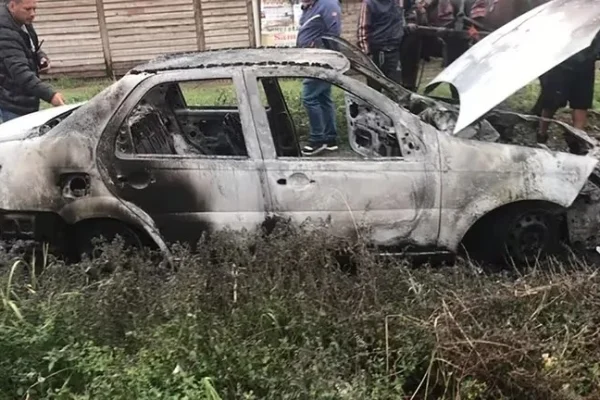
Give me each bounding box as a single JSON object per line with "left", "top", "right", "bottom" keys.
{"left": 193, "top": 0, "right": 206, "bottom": 51}
{"left": 247, "top": 0, "right": 257, "bottom": 47}
{"left": 95, "top": 0, "right": 114, "bottom": 79}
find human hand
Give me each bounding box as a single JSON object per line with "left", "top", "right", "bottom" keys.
{"left": 405, "top": 23, "right": 418, "bottom": 33}
{"left": 50, "top": 92, "right": 65, "bottom": 107}
{"left": 39, "top": 57, "right": 50, "bottom": 74}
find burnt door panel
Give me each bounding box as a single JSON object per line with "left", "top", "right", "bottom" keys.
{"left": 104, "top": 77, "right": 268, "bottom": 248}
{"left": 112, "top": 157, "right": 267, "bottom": 247}
{"left": 246, "top": 72, "right": 442, "bottom": 251}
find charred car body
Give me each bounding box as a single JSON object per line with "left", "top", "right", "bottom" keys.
{"left": 0, "top": 0, "right": 599, "bottom": 265}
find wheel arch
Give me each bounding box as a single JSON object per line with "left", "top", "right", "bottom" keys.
{"left": 70, "top": 217, "right": 156, "bottom": 247}
{"left": 58, "top": 196, "right": 173, "bottom": 265}
{"left": 458, "top": 199, "right": 568, "bottom": 254}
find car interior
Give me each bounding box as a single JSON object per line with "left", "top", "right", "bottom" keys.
{"left": 114, "top": 77, "right": 403, "bottom": 159}
{"left": 257, "top": 77, "right": 402, "bottom": 158}
{"left": 116, "top": 82, "right": 249, "bottom": 157}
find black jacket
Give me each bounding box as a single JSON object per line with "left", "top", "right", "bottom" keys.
{"left": 357, "top": 0, "right": 404, "bottom": 54}
{"left": 0, "top": 5, "right": 55, "bottom": 116}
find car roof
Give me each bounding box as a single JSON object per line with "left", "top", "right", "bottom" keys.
{"left": 129, "top": 47, "right": 351, "bottom": 74}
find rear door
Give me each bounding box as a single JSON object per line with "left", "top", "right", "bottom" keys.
{"left": 242, "top": 67, "right": 442, "bottom": 250}
{"left": 97, "top": 70, "right": 270, "bottom": 246}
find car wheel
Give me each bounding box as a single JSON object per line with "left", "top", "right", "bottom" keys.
{"left": 72, "top": 219, "right": 145, "bottom": 261}
{"left": 494, "top": 206, "right": 562, "bottom": 265}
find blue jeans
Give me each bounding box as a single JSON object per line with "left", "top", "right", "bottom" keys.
{"left": 302, "top": 78, "right": 337, "bottom": 145}
{"left": 0, "top": 109, "right": 22, "bottom": 124}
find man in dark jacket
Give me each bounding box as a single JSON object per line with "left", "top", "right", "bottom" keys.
{"left": 0, "top": 0, "right": 64, "bottom": 123}
{"left": 296, "top": 0, "right": 342, "bottom": 156}
{"left": 357, "top": 0, "right": 405, "bottom": 87}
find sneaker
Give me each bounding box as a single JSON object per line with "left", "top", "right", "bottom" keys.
{"left": 302, "top": 143, "right": 327, "bottom": 156}
{"left": 302, "top": 140, "right": 339, "bottom": 156}
{"left": 324, "top": 140, "right": 338, "bottom": 151}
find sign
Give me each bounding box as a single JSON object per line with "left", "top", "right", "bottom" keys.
{"left": 260, "top": 0, "right": 302, "bottom": 47}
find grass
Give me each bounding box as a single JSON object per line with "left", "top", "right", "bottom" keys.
{"left": 1, "top": 227, "right": 600, "bottom": 399}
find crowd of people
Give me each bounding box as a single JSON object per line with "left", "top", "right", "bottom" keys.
{"left": 0, "top": 0, "right": 596, "bottom": 153}
{"left": 295, "top": 0, "right": 598, "bottom": 153}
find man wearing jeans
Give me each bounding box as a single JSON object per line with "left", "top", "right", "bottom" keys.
{"left": 296, "top": 0, "right": 342, "bottom": 156}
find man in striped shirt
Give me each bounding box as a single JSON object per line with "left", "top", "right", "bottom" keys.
{"left": 357, "top": 0, "right": 406, "bottom": 87}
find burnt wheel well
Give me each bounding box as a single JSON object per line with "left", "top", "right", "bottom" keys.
{"left": 70, "top": 218, "right": 157, "bottom": 250}
{"left": 459, "top": 200, "right": 568, "bottom": 255}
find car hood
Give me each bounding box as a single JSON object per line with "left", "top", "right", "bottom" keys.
{"left": 425, "top": 0, "right": 600, "bottom": 134}
{"left": 0, "top": 102, "right": 83, "bottom": 143}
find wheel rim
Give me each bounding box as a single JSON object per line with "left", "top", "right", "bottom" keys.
{"left": 507, "top": 212, "right": 553, "bottom": 261}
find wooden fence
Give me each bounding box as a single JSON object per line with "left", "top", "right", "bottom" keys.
{"left": 34, "top": 0, "right": 361, "bottom": 78}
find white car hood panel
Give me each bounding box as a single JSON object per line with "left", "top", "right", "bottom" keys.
{"left": 425, "top": 0, "right": 600, "bottom": 134}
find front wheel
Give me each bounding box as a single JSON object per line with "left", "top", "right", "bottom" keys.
{"left": 493, "top": 206, "right": 563, "bottom": 265}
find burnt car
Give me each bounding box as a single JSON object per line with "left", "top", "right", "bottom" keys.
{"left": 0, "top": 0, "right": 599, "bottom": 265}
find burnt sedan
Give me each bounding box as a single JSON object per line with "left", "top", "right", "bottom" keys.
{"left": 0, "top": 2, "right": 599, "bottom": 265}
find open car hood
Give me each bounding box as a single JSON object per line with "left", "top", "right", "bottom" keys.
{"left": 424, "top": 0, "right": 600, "bottom": 134}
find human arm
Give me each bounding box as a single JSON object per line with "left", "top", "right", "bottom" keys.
{"left": 1, "top": 31, "right": 62, "bottom": 105}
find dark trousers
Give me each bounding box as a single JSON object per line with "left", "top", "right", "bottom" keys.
{"left": 0, "top": 108, "right": 22, "bottom": 123}
{"left": 367, "top": 47, "right": 402, "bottom": 91}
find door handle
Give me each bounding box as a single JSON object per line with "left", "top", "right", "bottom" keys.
{"left": 117, "top": 170, "right": 155, "bottom": 190}
{"left": 277, "top": 173, "right": 315, "bottom": 188}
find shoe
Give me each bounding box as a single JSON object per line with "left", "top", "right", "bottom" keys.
{"left": 324, "top": 140, "right": 338, "bottom": 151}
{"left": 302, "top": 140, "right": 339, "bottom": 156}
{"left": 302, "top": 143, "right": 327, "bottom": 156}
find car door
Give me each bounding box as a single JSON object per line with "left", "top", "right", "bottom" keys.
{"left": 97, "top": 69, "right": 270, "bottom": 247}
{"left": 243, "top": 68, "right": 442, "bottom": 251}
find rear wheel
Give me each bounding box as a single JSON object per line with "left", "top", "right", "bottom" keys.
{"left": 72, "top": 219, "right": 146, "bottom": 261}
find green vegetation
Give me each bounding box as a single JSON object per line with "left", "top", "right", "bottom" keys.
{"left": 1, "top": 228, "right": 600, "bottom": 399}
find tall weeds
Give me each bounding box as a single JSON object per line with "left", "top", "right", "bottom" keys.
{"left": 0, "top": 226, "right": 599, "bottom": 399}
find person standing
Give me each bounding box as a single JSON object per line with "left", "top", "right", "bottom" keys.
{"left": 296, "top": 0, "right": 342, "bottom": 156}
{"left": 0, "top": 0, "right": 65, "bottom": 123}
{"left": 537, "top": 47, "right": 597, "bottom": 143}
{"left": 357, "top": 0, "right": 405, "bottom": 88}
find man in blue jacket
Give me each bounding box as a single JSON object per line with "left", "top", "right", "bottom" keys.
{"left": 296, "top": 0, "right": 342, "bottom": 156}
{"left": 357, "top": 0, "right": 405, "bottom": 87}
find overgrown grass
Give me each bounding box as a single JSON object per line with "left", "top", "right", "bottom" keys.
{"left": 1, "top": 226, "right": 600, "bottom": 399}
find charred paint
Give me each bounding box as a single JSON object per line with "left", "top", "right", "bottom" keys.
{"left": 0, "top": 46, "right": 599, "bottom": 265}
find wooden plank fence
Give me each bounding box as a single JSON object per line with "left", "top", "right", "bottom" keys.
{"left": 34, "top": 0, "right": 361, "bottom": 78}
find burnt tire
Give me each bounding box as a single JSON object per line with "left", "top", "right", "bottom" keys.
{"left": 72, "top": 219, "right": 145, "bottom": 261}
{"left": 491, "top": 206, "right": 562, "bottom": 265}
